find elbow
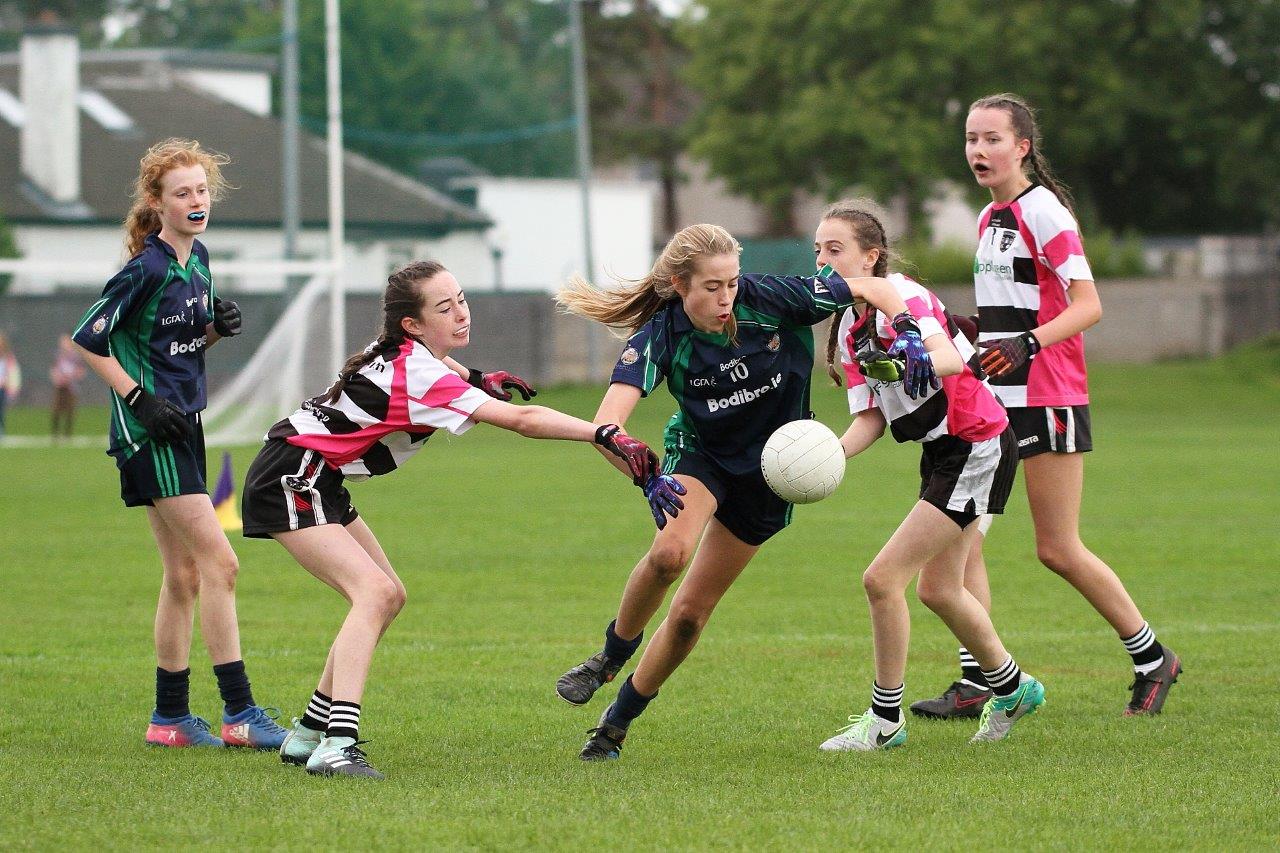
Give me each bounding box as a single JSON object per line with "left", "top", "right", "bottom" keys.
{"left": 512, "top": 406, "right": 546, "bottom": 438}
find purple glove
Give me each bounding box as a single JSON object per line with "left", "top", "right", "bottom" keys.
{"left": 887, "top": 312, "right": 939, "bottom": 399}
{"left": 642, "top": 474, "right": 686, "bottom": 530}
{"left": 468, "top": 368, "right": 537, "bottom": 401}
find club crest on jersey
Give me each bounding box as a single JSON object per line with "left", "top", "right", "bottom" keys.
{"left": 766, "top": 333, "right": 781, "bottom": 352}
{"left": 91, "top": 316, "right": 107, "bottom": 335}
{"left": 999, "top": 230, "right": 1016, "bottom": 252}
{"left": 620, "top": 347, "right": 639, "bottom": 366}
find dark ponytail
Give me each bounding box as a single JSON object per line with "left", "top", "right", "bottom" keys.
{"left": 970, "top": 93, "right": 1076, "bottom": 217}
{"left": 820, "top": 200, "right": 893, "bottom": 387}
{"left": 324, "top": 260, "right": 445, "bottom": 402}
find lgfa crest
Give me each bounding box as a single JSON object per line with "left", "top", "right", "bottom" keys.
{"left": 766, "top": 333, "right": 781, "bottom": 352}
{"left": 620, "top": 347, "right": 639, "bottom": 365}
{"left": 92, "top": 315, "right": 107, "bottom": 335}
{"left": 999, "top": 230, "right": 1016, "bottom": 252}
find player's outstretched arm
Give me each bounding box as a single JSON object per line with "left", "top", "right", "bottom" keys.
{"left": 470, "top": 398, "right": 657, "bottom": 485}
{"left": 840, "top": 408, "right": 886, "bottom": 459}
{"left": 443, "top": 355, "right": 537, "bottom": 401}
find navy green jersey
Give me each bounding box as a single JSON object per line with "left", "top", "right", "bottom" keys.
{"left": 611, "top": 269, "right": 854, "bottom": 477}
{"left": 73, "top": 234, "right": 217, "bottom": 457}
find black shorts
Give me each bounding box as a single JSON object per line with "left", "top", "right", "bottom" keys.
{"left": 919, "top": 427, "right": 1018, "bottom": 528}
{"left": 666, "top": 448, "right": 792, "bottom": 547}
{"left": 116, "top": 413, "right": 207, "bottom": 507}
{"left": 241, "top": 438, "right": 359, "bottom": 539}
{"left": 1007, "top": 405, "right": 1092, "bottom": 459}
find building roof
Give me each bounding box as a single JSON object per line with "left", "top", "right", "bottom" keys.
{"left": 0, "top": 49, "right": 488, "bottom": 234}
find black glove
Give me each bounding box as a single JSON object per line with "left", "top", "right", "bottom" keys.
{"left": 125, "top": 386, "right": 191, "bottom": 445}
{"left": 594, "top": 423, "right": 659, "bottom": 486}
{"left": 467, "top": 368, "right": 537, "bottom": 402}
{"left": 212, "top": 297, "right": 242, "bottom": 338}
{"left": 979, "top": 331, "right": 1041, "bottom": 377}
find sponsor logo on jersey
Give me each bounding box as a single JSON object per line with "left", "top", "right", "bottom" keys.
{"left": 620, "top": 347, "right": 639, "bottom": 366}
{"left": 169, "top": 335, "right": 207, "bottom": 355}
{"left": 160, "top": 312, "right": 186, "bottom": 326}
{"left": 706, "top": 372, "right": 782, "bottom": 413}
{"left": 974, "top": 259, "right": 1014, "bottom": 278}
{"left": 719, "top": 357, "right": 744, "bottom": 373}
{"left": 92, "top": 316, "right": 107, "bottom": 335}
{"left": 690, "top": 377, "right": 716, "bottom": 387}
{"left": 1000, "top": 230, "right": 1017, "bottom": 252}
{"left": 766, "top": 333, "right": 781, "bottom": 352}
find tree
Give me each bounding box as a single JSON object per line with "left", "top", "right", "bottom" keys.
{"left": 681, "top": 0, "right": 1280, "bottom": 235}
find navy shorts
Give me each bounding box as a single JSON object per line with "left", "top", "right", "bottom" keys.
{"left": 115, "top": 413, "right": 208, "bottom": 507}
{"left": 1007, "top": 405, "right": 1092, "bottom": 459}
{"left": 666, "top": 448, "right": 792, "bottom": 547}
{"left": 242, "top": 438, "right": 359, "bottom": 539}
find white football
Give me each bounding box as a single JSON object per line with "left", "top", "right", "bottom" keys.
{"left": 760, "top": 419, "right": 846, "bottom": 504}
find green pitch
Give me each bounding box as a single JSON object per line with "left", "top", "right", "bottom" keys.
{"left": 2, "top": 350, "right": 1278, "bottom": 849}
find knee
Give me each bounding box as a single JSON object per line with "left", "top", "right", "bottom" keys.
{"left": 1036, "top": 538, "right": 1080, "bottom": 577}
{"left": 166, "top": 562, "right": 201, "bottom": 603}
{"left": 915, "top": 577, "right": 956, "bottom": 613}
{"left": 862, "top": 564, "right": 901, "bottom": 603}
{"left": 667, "top": 603, "right": 710, "bottom": 645}
{"left": 646, "top": 541, "right": 691, "bottom": 586}
{"left": 388, "top": 581, "right": 407, "bottom": 618}
{"left": 356, "top": 575, "right": 403, "bottom": 621}
{"left": 200, "top": 551, "right": 239, "bottom": 593}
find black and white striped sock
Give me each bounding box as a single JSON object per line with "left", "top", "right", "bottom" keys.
{"left": 958, "top": 647, "right": 988, "bottom": 688}
{"left": 300, "top": 689, "right": 331, "bottom": 732}
{"left": 1121, "top": 622, "right": 1164, "bottom": 675}
{"left": 981, "top": 657, "right": 1023, "bottom": 697}
{"left": 872, "top": 682, "right": 904, "bottom": 723}
{"left": 327, "top": 701, "right": 361, "bottom": 741}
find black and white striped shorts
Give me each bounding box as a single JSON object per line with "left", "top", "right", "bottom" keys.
{"left": 918, "top": 427, "right": 1018, "bottom": 528}
{"left": 241, "top": 438, "right": 359, "bottom": 539}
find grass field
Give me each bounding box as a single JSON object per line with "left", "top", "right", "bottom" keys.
{"left": 2, "top": 349, "right": 1278, "bottom": 850}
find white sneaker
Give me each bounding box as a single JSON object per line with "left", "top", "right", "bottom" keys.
{"left": 279, "top": 717, "right": 325, "bottom": 765}
{"left": 304, "top": 736, "right": 385, "bottom": 780}
{"left": 819, "top": 709, "right": 907, "bottom": 752}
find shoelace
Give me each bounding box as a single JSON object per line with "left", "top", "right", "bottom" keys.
{"left": 249, "top": 706, "right": 288, "bottom": 731}
{"left": 343, "top": 741, "right": 374, "bottom": 767}
{"left": 833, "top": 713, "right": 876, "bottom": 740}
{"left": 191, "top": 716, "right": 214, "bottom": 733}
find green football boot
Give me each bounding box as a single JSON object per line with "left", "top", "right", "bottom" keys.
{"left": 970, "top": 675, "right": 1045, "bottom": 743}
{"left": 279, "top": 717, "right": 326, "bottom": 766}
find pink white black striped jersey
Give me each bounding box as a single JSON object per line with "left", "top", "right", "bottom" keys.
{"left": 838, "top": 273, "right": 1007, "bottom": 444}
{"left": 267, "top": 338, "right": 491, "bottom": 479}
{"left": 975, "top": 183, "right": 1093, "bottom": 408}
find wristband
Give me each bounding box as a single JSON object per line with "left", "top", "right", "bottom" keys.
{"left": 467, "top": 367, "right": 485, "bottom": 388}
{"left": 124, "top": 386, "right": 143, "bottom": 408}
{"left": 594, "top": 424, "right": 621, "bottom": 446}
{"left": 890, "top": 311, "right": 921, "bottom": 336}
{"left": 1023, "top": 331, "right": 1042, "bottom": 356}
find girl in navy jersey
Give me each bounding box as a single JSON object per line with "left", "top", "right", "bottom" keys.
{"left": 816, "top": 201, "right": 1043, "bottom": 750}
{"left": 72, "top": 139, "right": 286, "bottom": 751}
{"left": 910, "top": 94, "right": 1179, "bottom": 720}
{"left": 554, "top": 223, "right": 933, "bottom": 761}
{"left": 247, "top": 260, "right": 658, "bottom": 779}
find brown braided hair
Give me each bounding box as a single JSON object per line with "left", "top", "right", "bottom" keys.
{"left": 324, "top": 260, "right": 445, "bottom": 403}
{"left": 820, "top": 200, "right": 892, "bottom": 387}
{"left": 969, "top": 93, "right": 1076, "bottom": 217}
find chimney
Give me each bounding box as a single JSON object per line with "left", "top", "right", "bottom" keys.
{"left": 20, "top": 21, "right": 82, "bottom": 210}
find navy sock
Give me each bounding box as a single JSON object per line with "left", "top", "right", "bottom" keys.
{"left": 603, "top": 620, "right": 643, "bottom": 665}
{"left": 155, "top": 667, "right": 191, "bottom": 719}
{"left": 605, "top": 675, "right": 656, "bottom": 728}
{"left": 213, "top": 660, "right": 255, "bottom": 716}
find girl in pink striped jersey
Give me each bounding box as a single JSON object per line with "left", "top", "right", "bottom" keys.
{"left": 814, "top": 200, "right": 1044, "bottom": 751}
{"left": 910, "top": 94, "right": 1180, "bottom": 721}
{"left": 244, "top": 261, "right": 658, "bottom": 779}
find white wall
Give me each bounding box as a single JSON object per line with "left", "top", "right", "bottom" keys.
{"left": 470, "top": 178, "right": 654, "bottom": 291}
{"left": 178, "top": 69, "right": 271, "bottom": 117}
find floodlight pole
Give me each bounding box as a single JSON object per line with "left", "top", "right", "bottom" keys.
{"left": 569, "top": 0, "right": 597, "bottom": 378}
{"left": 282, "top": 0, "right": 301, "bottom": 299}
{"left": 325, "top": 0, "right": 346, "bottom": 379}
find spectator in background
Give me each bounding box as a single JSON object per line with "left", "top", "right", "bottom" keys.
{"left": 0, "top": 332, "right": 20, "bottom": 437}
{"left": 50, "top": 334, "right": 85, "bottom": 439}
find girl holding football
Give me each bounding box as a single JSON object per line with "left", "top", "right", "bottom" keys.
{"left": 816, "top": 200, "right": 1044, "bottom": 750}
{"left": 249, "top": 260, "right": 658, "bottom": 779}
{"left": 910, "top": 94, "right": 1179, "bottom": 721}
{"left": 554, "top": 223, "right": 930, "bottom": 761}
